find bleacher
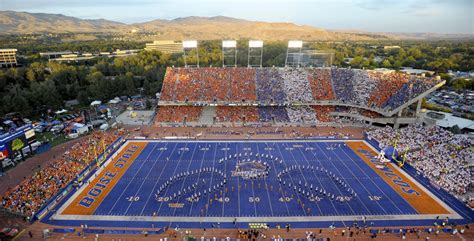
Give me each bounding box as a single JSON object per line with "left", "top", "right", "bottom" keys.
{"left": 156, "top": 67, "right": 443, "bottom": 125}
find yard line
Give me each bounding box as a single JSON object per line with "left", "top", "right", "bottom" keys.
{"left": 235, "top": 144, "right": 241, "bottom": 217}
{"left": 107, "top": 143, "right": 158, "bottom": 215}
{"left": 123, "top": 142, "right": 170, "bottom": 215}
{"left": 263, "top": 142, "right": 290, "bottom": 216}
{"left": 274, "top": 142, "right": 307, "bottom": 216}
{"left": 139, "top": 142, "right": 177, "bottom": 216}
{"left": 188, "top": 143, "right": 209, "bottom": 216}
{"left": 221, "top": 142, "right": 228, "bottom": 217}
{"left": 237, "top": 143, "right": 257, "bottom": 216}
{"left": 288, "top": 143, "right": 324, "bottom": 215}
{"left": 255, "top": 142, "right": 274, "bottom": 216}
{"left": 286, "top": 142, "right": 343, "bottom": 215}
{"left": 241, "top": 143, "right": 258, "bottom": 217}
{"left": 156, "top": 142, "right": 189, "bottom": 215}
{"left": 309, "top": 142, "right": 372, "bottom": 215}
{"left": 170, "top": 143, "right": 199, "bottom": 216}
{"left": 338, "top": 144, "right": 406, "bottom": 214}
{"left": 204, "top": 143, "right": 218, "bottom": 217}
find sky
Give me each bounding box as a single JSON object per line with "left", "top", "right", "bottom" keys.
{"left": 1, "top": 0, "right": 473, "bottom": 34}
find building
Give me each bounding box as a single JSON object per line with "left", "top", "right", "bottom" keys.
{"left": 0, "top": 49, "right": 18, "bottom": 68}
{"left": 383, "top": 45, "right": 401, "bottom": 50}
{"left": 47, "top": 49, "right": 139, "bottom": 62}
{"left": 112, "top": 49, "right": 140, "bottom": 57}
{"left": 39, "top": 51, "right": 73, "bottom": 60}
{"left": 145, "top": 40, "right": 183, "bottom": 54}
{"left": 400, "top": 67, "right": 435, "bottom": 76}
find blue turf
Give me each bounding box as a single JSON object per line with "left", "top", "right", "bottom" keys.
{"left": 94, "top": 141, "right": 417, "bottom": 217}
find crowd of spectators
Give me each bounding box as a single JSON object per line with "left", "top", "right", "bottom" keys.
{"left": 255, "top": 68, "right": 287, "bottom": 103}
{"left": 367, "top": 124, "right": 472, "bottom": 198}
{"left": 161, "top": 67, "right": 257, "bottom": 103}
{"left": 281, "top": 68, "right": 314, "bottom": 102}
{"left": 216, "top": 107, "right": 259, "bottom": 122}
{"left": 258, "top": 107, "right": 290, "bottom": 123}
{"left": 367, "top": 72, "right": 409, "bottom": 109}
{"left": 313, "top": 106, "right": 335, "bottom": 122}
{"left": 156, "top": 106, "right": 203, "bottom": 123}
{"left": 158, "top": 67, "right": 442, "bottom": 124}
{"left": 307, "top": 68, "right": 335, "bottom": 101}
{"left": 351, "top": 70, "right": 378, "bottom": 106}
{"left": 285, "top": 106, "right": 317, "bottom": 123}
{"left": 227, "top": 68, "right": 257, "bottom": 101}
{"left": 161, "top": 67, "right": 440, "bottom": 110}
{"left": 1, "top": 131, "right": 122, "bottom": 217}
{"left": 381, "top": 77, "right": 440, "bottom": 110}
{"left": 331, "top": 68, "right": 355, "bottom": 103}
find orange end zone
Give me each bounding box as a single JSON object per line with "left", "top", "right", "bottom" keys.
{"left": 62, "top": 141, "right": 148, "bottom": 215}
{"left": 346, "top": 141, "right": 449, "bottom": 214}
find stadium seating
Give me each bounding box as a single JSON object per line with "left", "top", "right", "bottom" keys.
{"left": 216, "top": 106, "right": 259, "bottom": 122}
{"left": 286, "top": 106, "right": 317, "bottom": 123}
{"left": 157, "top": 67, "right": 442, "bottom": 124}
{"left": 258, "top": 106, "right": 290, "bottom": 122}
{"left": 156, "top": 106, "right": 202, "bottom": 123}
{"left": 307, "top": 68, "right": 335, "bottom": 101}
{"left": 313, "top": 106, "right": 335, "bottom": 122}
{"left": 367, "top": 124, "right": 471, "bottom": 196}
{"left": 281, "top": 68, "right": 314, "bottom": 102}
{"left": 1, "top": 131, "right": 123, "bottom": 217}
{"left": 255, "top": 68, "right": 287, "bottom": 103}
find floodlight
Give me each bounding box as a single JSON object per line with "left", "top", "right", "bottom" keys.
{"left": 249, "top": 40, "right": 263, "bottom": 48}
{"left": 222, "top": 40, "right": 237, "bottom": 48}
{"left": 182, "top": 40, "right": 198, "bottom": 48}
{"left": 288, "top": 40, "right": 303, "bottom": 48}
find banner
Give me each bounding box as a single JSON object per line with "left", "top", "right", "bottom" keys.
{"left": 0, "top": 144, "right": 8, "bottom": 160}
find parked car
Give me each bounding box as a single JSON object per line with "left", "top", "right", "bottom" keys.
{"left": 0, "top": 227, "right": 19, "bottom": 238}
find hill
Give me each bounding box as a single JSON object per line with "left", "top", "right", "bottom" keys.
{"left": 1, "top": 11, "right": 471, "bottom": 41}
{"left": 0, "top": 11, "right": 125, "bottom": 34}
{"left": 0, "top": 11, "right": 387, "bottom": 41}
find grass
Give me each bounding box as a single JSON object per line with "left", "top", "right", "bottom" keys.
{"left": 35, "top": 132, "right": 69, "bottom": 147}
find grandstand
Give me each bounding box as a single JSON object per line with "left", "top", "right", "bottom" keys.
{"left": 3, "top": 48, "right": 472, "bottom": 241}
{"left": 156, "top": 67, "right": 445, "bottom": 127}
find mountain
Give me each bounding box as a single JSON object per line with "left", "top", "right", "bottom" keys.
{"left": 1, "top": 11, "right": 471, "bottom": 40}
{"left": 0, "top": 11, "right": 390, "bottom": 41}
{"left": 132, "top": 16, "right": 390, "bottom": 41}
{"left": 0, "top": 11, "right": 125, "bottom": 34}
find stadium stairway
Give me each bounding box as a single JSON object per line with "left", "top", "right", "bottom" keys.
{"left": 200, "top": 106, "right": 216, "bottom": 125}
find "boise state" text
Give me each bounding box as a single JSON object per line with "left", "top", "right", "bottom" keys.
{"left": 79, "top": 144, "right": 140, "bottom": 208}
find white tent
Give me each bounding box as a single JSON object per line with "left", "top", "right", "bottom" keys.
{"left": 90, "top": 100, "right": 102, "bottom": 106}
{"left": 55, "top": 109, "right": 68, "bottom": 114}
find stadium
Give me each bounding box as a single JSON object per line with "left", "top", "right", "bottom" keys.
{"left": 1, "top": 40, "right": 472, "bottom": 241}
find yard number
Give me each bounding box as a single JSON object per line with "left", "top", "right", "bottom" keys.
{"left": 126, "top": 196, "right": 140, "bottom": 202}
{"left": 368, "top": 195, "right": 382, "bottom": 201}
{"left": 249, "top": 197, "right": 260, "bottom": 203}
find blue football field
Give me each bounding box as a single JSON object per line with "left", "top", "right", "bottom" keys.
{"left": 93, "top": 140, "right": 418, "bottom": 218}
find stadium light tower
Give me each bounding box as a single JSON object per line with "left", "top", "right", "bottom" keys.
{"left": 247, "top": 40, "right": 263, "bottom": 68}
{"left": 222, "top": 40, "right": 237, "bottom": 67}
{"left": 182, "top": 40, "right": 199, "bottom": 68}
{"left": 285, "top": 40, "right": 303, "bottom": 67}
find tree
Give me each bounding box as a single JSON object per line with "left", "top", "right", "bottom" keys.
{"left": 382, "top": 59, "right": 392, "bottom": 68}
{"left": 349, "top": 56, "right": 364, "bottom": 68}
{"left": 124, "top": 72, "right": 136, "bottom": 96}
